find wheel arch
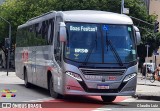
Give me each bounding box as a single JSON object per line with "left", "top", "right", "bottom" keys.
{"left": 23, "top": 66, "right": 27, "bottom": 80}
{"left": 47, "top": 70, "right": 52, "bottom": 89}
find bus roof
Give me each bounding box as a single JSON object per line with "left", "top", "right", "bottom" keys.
{"left": 18, "top": 10, "right": 133, "bottom": 29}
{"left": 60, "top": 10, "right": 133, "bottom": 24}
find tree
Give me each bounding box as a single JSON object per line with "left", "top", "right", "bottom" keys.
{"left": 0, "top": 0, "right": 158, "bottom": 68}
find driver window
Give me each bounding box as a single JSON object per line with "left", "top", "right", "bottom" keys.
{"left": 54, "top": 16, "right": 62, "bottom": 64}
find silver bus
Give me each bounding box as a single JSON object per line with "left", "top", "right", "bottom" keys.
{"left": 15, "top": 10, "right": 141, "bottom": 102}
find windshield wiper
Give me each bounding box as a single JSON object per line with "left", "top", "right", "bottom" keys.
{"left": 81, "top": 32, "right": 98, "bottom": 66}
{"left": 106, "top": 39, "right": 123, "bottom": 66}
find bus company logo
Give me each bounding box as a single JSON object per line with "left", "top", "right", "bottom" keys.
{"left": 108, "top": 76, "right": 116, "bottom": 81}
{"left": 22, "top": 50, "right": 29, "bottom": 62}
{"left": 0, "top": 89, "right": 17, "bottom": 99}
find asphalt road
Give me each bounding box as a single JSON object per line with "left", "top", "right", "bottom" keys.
{"left": 0, "top": 84, "right": 52, "bottom": 102}
{"left": 0, "top": 72, "right": 160, "bottom": 111}
{"left": 0, "top": 83, "right": 129, "bottom": 111}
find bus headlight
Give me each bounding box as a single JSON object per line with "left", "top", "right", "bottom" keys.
{"left": 66, "top": 71, "right": 83, "bottom": 81}
{"left": 123, "top": 73, "right": 136, "bottom": 82}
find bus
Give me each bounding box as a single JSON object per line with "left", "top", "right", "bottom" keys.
{"left": 15, "top": 10, "right": 141, "bottom": 102}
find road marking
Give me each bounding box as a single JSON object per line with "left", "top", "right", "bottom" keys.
{"left": 121, "top": 97, "right": 136, "bottom": 102}
{"left": 92, "top": 96, "right": 136, "bottom": 111}
{"left": 22, "top": 97, "right": 54, "bottom": 102}
{"left": 93, "top": 108, "right": 112, "bottom": 111}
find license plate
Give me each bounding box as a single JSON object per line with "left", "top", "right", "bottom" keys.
{"left": 97, "top": 84, "right": 109, "bottom": 89}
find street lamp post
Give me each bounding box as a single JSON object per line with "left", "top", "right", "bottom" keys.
{"left": 0, "top": 16, "right": 11, "bottom": 76}
{"left": 121, "top": 0, "right": 124, "bottom": 14}
{"left": 121, "top": 0, "right": 129, "bottom": 14}
{"left": 145, "top": 44, "right": 149, "bottom": 84}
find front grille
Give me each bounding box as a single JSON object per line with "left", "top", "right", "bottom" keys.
{"left": 80, "top": 68, "right": 126, "bottom": 75}
{"left": 78, "top": 81, "right": 127, "bottom": 93}
{"left": 86, "top": 89, "right": 119, "bottom": 93}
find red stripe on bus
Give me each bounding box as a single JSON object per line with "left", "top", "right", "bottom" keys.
{"left": 47, "top": 67, "right": 54, "bottom": 71}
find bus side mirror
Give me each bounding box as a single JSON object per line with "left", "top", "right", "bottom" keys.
{"left": 134, "top": 26, "right": 141, "bottom": 45}
{"left": 59, "top": 22, "right": 67, "bottom": 42}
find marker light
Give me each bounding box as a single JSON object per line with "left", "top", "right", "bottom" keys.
{"left": 66, "top": 71, "right": 83, "bottom": 81}
{"left": 123, "top": 73, "right": 136, "bottom": 82}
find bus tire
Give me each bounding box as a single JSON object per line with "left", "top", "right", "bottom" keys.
{"left": 49, "top": 76, "right": 63, "bottom": 99}
{"left": 101, "top": 96, "right": 116, "bottom": 102}
{"left": 24, "top": 69, "right": 31, "bottom": 88}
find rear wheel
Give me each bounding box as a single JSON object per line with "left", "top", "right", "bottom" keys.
{"left": 24, "top": 69, "right": 31, "bottom": 88}
{"left": 49, "top": 76, "right": 63, "bottom": 99}
{"left": 101, "top": 96, "right": 116, "bottom": 102}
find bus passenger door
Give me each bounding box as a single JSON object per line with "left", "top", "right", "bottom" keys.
{"left": 53, "top": 16, "right": 63, "bottom": 93}
{"left": 32, "top": 48, "right": 37, "bottom": 85}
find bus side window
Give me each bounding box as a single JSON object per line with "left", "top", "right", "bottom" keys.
{"left": 42, "top": 21, "right": 48, "bottom": 45}
{"left": 36, "top": 22, "right": 44, "bottom": 46}
{"left": 35, "top": 23, "right": 39, "bottom": 38}
{"left": 47, "top": 19, "right": 54, "bottom": 44}
{"left": 16, "top": 28, "right": 23, "bottom": 47}
{"left": 28, "top": 25, "right": 36, "bottom": 46}
{"left": 22, "top": 27, "right": 28, "bottom": 47}
{"left": 45, "top": 20, "right": 49, "bottom": 44}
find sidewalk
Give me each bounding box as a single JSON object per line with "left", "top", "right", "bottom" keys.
{"left": 0, "top": 71, "right": 23, "bottom": 84}
{"left": 135, "top": 73, "right": 160, "bottom": 101}
{"left": 137, "top": 72, "right": 160, "bottom": 86}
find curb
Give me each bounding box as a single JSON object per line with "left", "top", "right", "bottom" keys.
{"left": 133, "top": 94, "right": 160, "bottom": 101}
{"left": 137, "top": 83, "right": 160, "bottom": 87}
{"left": 0, "top": 69, "right": 15, "bottom": 72}
{"left": 136, "top": 84, "right": 160, "bottom": 101}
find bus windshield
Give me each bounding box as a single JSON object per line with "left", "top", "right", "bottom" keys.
{"left": 64, "top": 22, "right": 136, "bottom": 64}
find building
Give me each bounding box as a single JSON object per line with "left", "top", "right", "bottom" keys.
{"left": 142, "top": 0, "right": 160, "bottom": 66}
{"left": 142, "top": 0, "right": 160, "bottom": 25}
{"left": 149, "top": 0, "right": 160, "bottom": 26}
{"left": 0, "top": 0, "right": 5, "bottom": 5}
{"left": 142, "top": 0, "right": 150, "bottom": 14}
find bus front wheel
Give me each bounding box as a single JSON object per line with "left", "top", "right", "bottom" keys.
{"left": 49, "top": 76, "right": 63, "bottom": 99}
{"left": 101, "top": 96, "right": 116, "bottom": 102}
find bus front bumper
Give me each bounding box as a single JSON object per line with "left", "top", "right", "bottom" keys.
{"left": 64, "top": 74, "right": 137, "bottom": 96}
